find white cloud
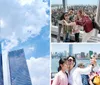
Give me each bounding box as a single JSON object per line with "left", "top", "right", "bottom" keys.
{"left": 0, "top": 0, "right": 49, "bottom": 42}
{"left": 28, "top": 47, "right": 35, "bottom": 51}
{"left": 27, "top": 56, "right": 50, "bottom": 85}
{"left": 2, "top": 32, "right": 19, "bottom": 51}
{"left": 24, "top": 46, "right": 35, "bottom": 56}
{"left": 18, "top": 0, "right": 34, "bottom": 6}
{"left": 0, "top": 19, "right": 6, "bottom": 28}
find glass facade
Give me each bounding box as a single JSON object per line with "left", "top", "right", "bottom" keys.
{"left": 69, "top": 44, "right": 73, "bottom": 56}
{"left": 0, "top": 44, "right": 4, "bottom": 85}
{"left": 8, "top": 49, "right": 32, "bottom": 85}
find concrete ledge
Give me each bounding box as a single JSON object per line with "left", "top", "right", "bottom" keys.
{"left": 51, "top": 25, "right": 100, "bottom": 42}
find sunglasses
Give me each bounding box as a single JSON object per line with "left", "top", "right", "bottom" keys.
{"left": 64, "top": 14, "right": 68, "bottom": 17}
{"left": 68, "top": 59, "right": 73, "bottom": 62}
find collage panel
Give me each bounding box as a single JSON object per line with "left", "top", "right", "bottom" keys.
{"left": 51, "top": 44, "right": 100, "bottom": 85}
{"left": 0, "top": 0, "right": 50, "bottom": 85}
{"left": 1, "top": 0, "right": 100, "bottom": 85}
{"left": 51, "top": 0, "right": 100, "bottom": 43}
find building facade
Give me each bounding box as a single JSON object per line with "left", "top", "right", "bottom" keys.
{"left": 69, "top": 44, "right": 73, "bottom": 56}
{"left": 0, "top": 44, "right": 4, "bottom": 85}
{"left": 8, "top": 49, "right": 32, "bottom": 85}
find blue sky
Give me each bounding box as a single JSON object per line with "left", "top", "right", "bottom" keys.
{"left": 51, "top": 0, "right": 98, "bottom": 5}
{"left": 0, "top": 0, "right": 50, "bottom": 85}
{"left": 9, "top": 25, "right": 50, "bottom": 59}
{"left": 52, "top": 44, "right": 100, "bottom": 54}
{"left": 0, "top": 0, "right": 50, "bottom": 59}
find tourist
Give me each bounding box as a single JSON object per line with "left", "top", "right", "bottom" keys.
{"left": 52, "top": 58, "right": 69, "bottom": 85}
{"left": 67, "top": 56, "right": 99, "bottom": 85}
{"left": 78, "top": 63, "right": 90, "bottom": 85}
{"left": 63, "top": 9, "right": 94, "bottom": 42}
{"left": 57, "top": 12, "right": 72, "bottom": 42}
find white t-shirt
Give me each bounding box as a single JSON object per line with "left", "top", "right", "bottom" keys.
{"left": 68, "top": 65, "right": 92, "bottom": 85}
{"left": 68, "top": 64, "right": 99, "bottom": 85}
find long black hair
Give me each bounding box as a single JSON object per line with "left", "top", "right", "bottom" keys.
{"left": 67, "top": 56, "right": 76, "bottom": 67}
{"left": 58, "top": 58, "right": 67, "bottom": 72}
{"left": 59, "top": 12, "right": 68, "bottom": 27}
{"left": 59, "top": 12, "right": 68, "bottom": 20}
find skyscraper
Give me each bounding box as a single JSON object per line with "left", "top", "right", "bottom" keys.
{"left": 81, "top": 52, "right": 85, "bottom": 58}
{"left": 62, "top": 0, "right": 67, "bottom": 12}
{"left": 8, "top": 49, "right": 32, "bottom": 85}
{"left": 0, "top": 44, "right": 4, "bottom": 85}
{"left": 69, "top": 44, "right": 73, "bottom": 56}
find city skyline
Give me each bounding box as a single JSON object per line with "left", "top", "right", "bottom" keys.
{"left": 51, "top": 0, "right": 98, "bottom": 5}
{"left": 51, "top": 44, "right": 100, "bottom": 54}
{"left": 51, "top": 51, "right": 100, "bottom": 59}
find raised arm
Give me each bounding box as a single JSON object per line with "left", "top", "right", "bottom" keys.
{"left": 77, "top": 65, "right": 92, "bottom": 75}
{"left": 75, "top": 19, "right": 86, "bottom": 26}
{"left": 78, "top": 57, "right": 99, "bottom": 75}
{"left": 63, "top": 20, "right": 76, "bottom": 26}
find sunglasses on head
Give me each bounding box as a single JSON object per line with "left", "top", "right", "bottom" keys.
{"left": 64, "top": 14, "right": 68, "bottom": 16}
{"left": 68, "top": 59, "right": 73, "bottom": 62}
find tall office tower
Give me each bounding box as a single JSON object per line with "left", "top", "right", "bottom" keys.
{"left": 81, "top": 52, "right": 85, "bottom": 58}
{"left": 8, "top": 49, "right": 32, "bottom": 85}
{"left": 62, "top": 0, "right": 67, "bottom": 12}
{"left": 69, "top": 44, "right": 73, "bottom": 56}
{"left": 0, "top": 44, "right": 4, "bottom": 85}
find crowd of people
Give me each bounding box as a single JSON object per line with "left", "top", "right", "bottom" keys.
{"left": 52, "top": 55, "right": 100, "bottom": 85}
{"left": 51, "top": 5, "right": 100, "bottom": 42}
{"left": 52, "top": 5, "right": 97, "bottom": 26}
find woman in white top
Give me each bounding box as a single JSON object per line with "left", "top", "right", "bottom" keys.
{"left": 67, "top": 56, "right": 99, "bottom": 85}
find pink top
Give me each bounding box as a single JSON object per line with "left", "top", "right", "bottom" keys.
{"left": 52, "top": 71, "right": 68, "bottom": 85}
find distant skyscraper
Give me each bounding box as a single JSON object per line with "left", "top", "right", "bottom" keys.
{"left": 8, "top": 49, "right": 32, "bottom": 85}
{"left": 64, "top": 51, "right": 67, "bottom": 57}
{"left": 81, "top": 52, "right": 85, "bottom": 58}
{"left": 75, "top": 53, "right": 81, "bottom": 59}
{"left": 62, "top": 0, "right": 67, "bottom": 12}
{"left": 0, "top": 44, "right": 4, "bottom": 85}
{"left": 69, "top": 44, "right": 73, "bottom": 56}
